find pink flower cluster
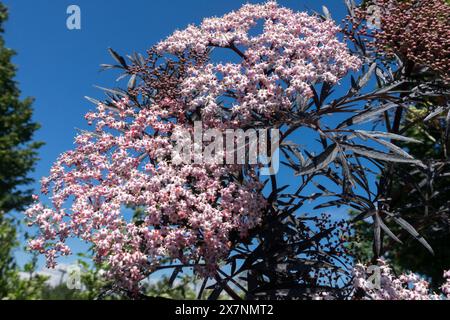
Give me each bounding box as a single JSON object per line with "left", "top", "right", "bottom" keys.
{"left": 26, "top": 95, "right": 266, "bottom": 290}
{"left": 25, "top": 1, "right": 360, "bottom": 291}
{"left": 157, "top": 1, "right": 360, "bottom": 122}
{"left": 352, "top": 260, "right": 450, "bottom": 300}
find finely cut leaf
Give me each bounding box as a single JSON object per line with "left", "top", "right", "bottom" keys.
{"left": 358, "top": 63, "right": 376, "bottom": 88}
{"left": 392, "top": 216, "right": 434, "bottom": 255}
{"left": 343, "top": 144, "right": 421, "bottom": 164}
{"left": 322, "top": 6, "right": 332, "bottom": 20}
{"left": 296, "top": 144, "right": 338, "bottom": 175}
{"left": 354, "top": 130, "right": 422, "bottom": 144}
{"left": 108, "top": 47, "right": 127, "bottom": 68}
{"left": 338, "top": 103, "right": 399, "bottom": 128}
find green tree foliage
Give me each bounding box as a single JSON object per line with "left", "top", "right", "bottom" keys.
{"left": 39, "top": 258, "right": 110, "bottom": 300}
{"left": 39, "top": 257, "right": 200, "bottom": 300}
{"left": 0, "top": 3, "right": 42, "bottom": 214}
{"left": 0, "top": 2, "right": 44, "bottom": 299}
{"left": 37, "top": 250, "right": 200, "bottom": 300}
{"left": 144, "top": 275, "right": 208, "bottom": 300}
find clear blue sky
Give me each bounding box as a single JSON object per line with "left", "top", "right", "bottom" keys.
{"left": 3, "top": 0, "right": 356, "bottom": 268}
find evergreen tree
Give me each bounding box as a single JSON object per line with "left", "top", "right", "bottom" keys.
{"left": 0, "top": 2, "right": 44, "bottom": 298}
